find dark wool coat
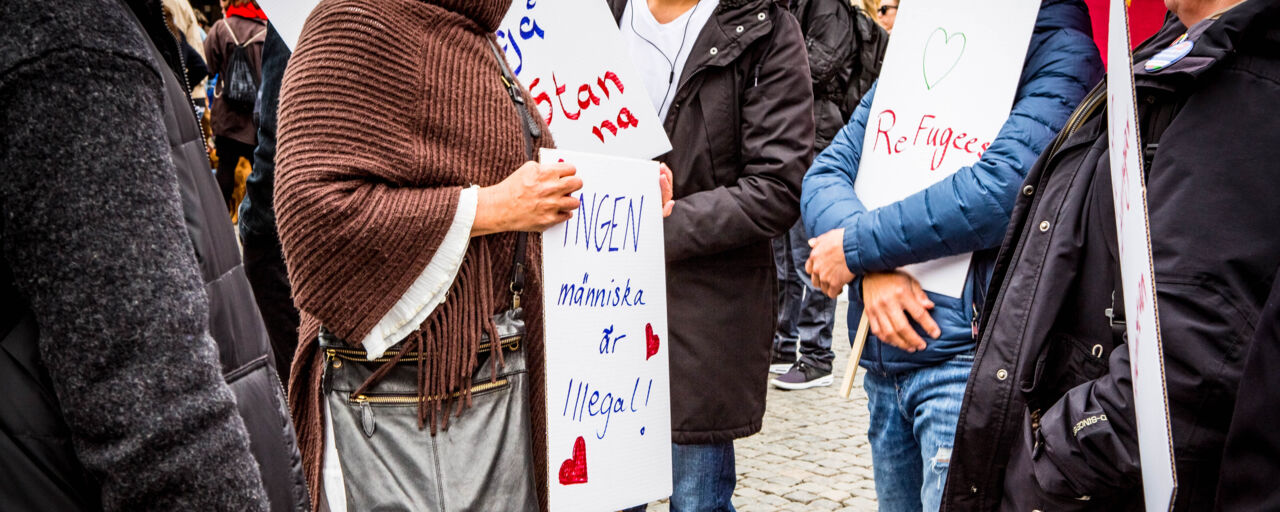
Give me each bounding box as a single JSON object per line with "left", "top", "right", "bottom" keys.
{"left": 0, "top": 0, "right": 305, "bottom": 510}
{"left": 943, "top": 3, "right": 1280, "bottom": 510}
{"left": 609, "top": 0, "right": 815, "bottom": 444}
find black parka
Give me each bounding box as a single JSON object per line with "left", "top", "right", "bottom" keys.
{"left": 1217, "top": 268, "right": 1280, "bottom": 511}
{"left": 609, "top": 0, "right": 815, "bottom": 444}
{"left": 943, "top": 4, "right": 1280, "bottom": 511}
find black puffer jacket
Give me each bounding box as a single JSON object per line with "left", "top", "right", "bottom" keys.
{"left": 944, "top": 4, "right": 1280, "bottom": 511}
{"left": 788, "top": 0, "right": 852, "bottom": 150}
{"left": 788, "top": 0, "right": 885, "bottom": 150}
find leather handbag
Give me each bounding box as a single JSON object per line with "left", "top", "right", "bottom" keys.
{"left": 319, "top": 295, "right": 537, "bottom": 510}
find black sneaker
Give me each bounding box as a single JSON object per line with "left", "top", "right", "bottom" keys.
{"left": 770, "top": 361, "right": 833, "bottom": 390}
{"left": 768, "top": 349, "right": 796, "bottom": 374}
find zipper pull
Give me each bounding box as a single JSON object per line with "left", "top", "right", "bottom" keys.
{"left": 500, "top": 76, "right": 543, "bottom": 140}
{"left": 323, "top": 349, "right": 338, "bottom": 389}
{"left": 971, "top": 303, "right": 980, "bottom": 339}
{"left": 354, "top": 396, "right": 375, "bottom": 438}
{"left": 501, "top": 76, "right": 524, "bottom": 104}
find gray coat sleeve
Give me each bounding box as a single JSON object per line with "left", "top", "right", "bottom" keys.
{"left": 0, "top": 48, "right": 269, "bottom": 512}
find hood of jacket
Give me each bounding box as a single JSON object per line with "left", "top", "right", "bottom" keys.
{"left": 1134, "top": 0, "right": 1280, "bottom": 91}
{"left": 424, "top": 0, "right": 509, "bottom": 32}
{"left": 1035, "top": 0, "right": 1093, "bottom": 34}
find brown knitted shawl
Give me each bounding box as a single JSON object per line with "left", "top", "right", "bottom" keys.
{"left": 274, "top": 0, "right": 550, "bottom": 509}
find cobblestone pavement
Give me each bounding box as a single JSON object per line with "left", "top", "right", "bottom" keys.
{"left": 645, "top": 300, "right": 877, "bottom": 511}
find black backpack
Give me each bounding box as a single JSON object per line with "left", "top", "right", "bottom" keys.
{"left": 843, "top": 9, "right": 888, "bottom": 119}
{"left": 218, "top": 19, "right": 265, "bottom": 112}
{"left": 788, "top": 0, "right": 888, "bottom": 121}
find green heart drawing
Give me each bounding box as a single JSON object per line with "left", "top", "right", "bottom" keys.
{"left": 923, "top": 28, "right": 966, "bottom": 90}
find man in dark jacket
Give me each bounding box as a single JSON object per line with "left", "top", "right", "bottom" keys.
{"left": 1217, "top": 269, "right": 1280, "bottom": 511}
{"left": 942, "top": 2, "right": 1280, "bottom": 510}
{"left": 239, "top": 24, "right": 299, "bottom": 381}
{"left": 0, "top": 1, "right": 308, "bottom": 510}
{"left": 802, "top": 1, "right": 1100, "bottom": 510}
{"left": 612, "top": 0, "right": 813, "bottom": 509}
{"left": 771, "top": 0, "right": 887, "bottom": 391}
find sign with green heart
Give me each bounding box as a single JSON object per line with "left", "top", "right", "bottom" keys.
{"left": 851, "top": 0, "right": 1039, "bottom": 298}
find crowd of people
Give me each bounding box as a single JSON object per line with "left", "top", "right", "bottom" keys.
{"left": 1, "top": 0, "right": 1277, "bottom": 511}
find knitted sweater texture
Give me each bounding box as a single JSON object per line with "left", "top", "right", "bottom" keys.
{"left": 275, "top": 0, "right": 551, "bottom": 508}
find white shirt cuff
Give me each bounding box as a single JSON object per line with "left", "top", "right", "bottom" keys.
{"left": 359, "top": 186, "right": 479, "bottom": 360}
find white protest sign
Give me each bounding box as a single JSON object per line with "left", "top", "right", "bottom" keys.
{"left": 499, "top": 1, "right": 673, "bottom": 160}
{"left": 540, "top": 148, "right": 672, "bottom": 512}
{"left": 853, "top": 0, "right": 1038, "bottom": 297}
{"left": 1106, "top": 1, "right": 1177, "bottom": 509}
{"left": 257, "top": 0, "right": 319, "bottom": 50}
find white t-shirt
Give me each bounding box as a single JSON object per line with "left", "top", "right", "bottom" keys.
{"left": 620, "top": 0, "right": 720, "bottom": 120}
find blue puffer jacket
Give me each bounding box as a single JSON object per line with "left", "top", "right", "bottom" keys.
{"left": 801, "top": 0, "right": 1102, "bottom": 375}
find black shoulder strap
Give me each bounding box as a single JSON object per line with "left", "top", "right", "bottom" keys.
{"left": 488, "top": 39, "right": 536, "bottom": 308}
{"left": 1106, "top": 94, "right": 1184, "bottom": 341}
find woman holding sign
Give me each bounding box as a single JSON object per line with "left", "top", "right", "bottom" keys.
{"left": 613, "top": 0, "right": 815, "bottom": 510}
{"left": 801, "top": 0, "right": 1101, "bottom": 510}
{"left": 275, "top": 1, "right": 672, "bottom": 511}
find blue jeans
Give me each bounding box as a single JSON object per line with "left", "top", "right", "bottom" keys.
{"left": 623, "top": 442, "right": 737, "bottom": 512}
{"left": 863, "top": 352, "right": 973, "bottom": 512}
{"left": 772, "top": 222, "right": 837, "bottom": 369}
{"left": 788, "top": 221, "right": 835, "bottom": 368}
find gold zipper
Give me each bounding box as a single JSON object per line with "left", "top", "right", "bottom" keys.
{"left": 325, "top": 337, "right": 521, "bottom": 364}
{"left": 348, "top": 378, "right": 510, "bottom": 406}
{"left": 1047, "top": 84, "right": 1107, "bottom": 158}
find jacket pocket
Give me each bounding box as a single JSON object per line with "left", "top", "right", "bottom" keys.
{"left": 1021, "top": 332, "right": 1109, "bottom": 410}
{"left": 344, "top": 379, "right": 512, "bottom": 438}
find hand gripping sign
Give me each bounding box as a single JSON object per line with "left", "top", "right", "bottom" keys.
{"left": 1106, "top": 0, "right": 1177, "bottom": 509}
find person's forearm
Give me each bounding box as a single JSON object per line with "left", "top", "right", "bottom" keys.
{"left": 472, "top": 184, "right": 510, "bottom": 237}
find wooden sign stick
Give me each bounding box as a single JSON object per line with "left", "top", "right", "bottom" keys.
{"left": 839, "top": 312, "right": 870, "bottom": 399}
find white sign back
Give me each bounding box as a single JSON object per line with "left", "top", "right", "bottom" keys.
{"left": 852, "top": 0, "right": 1038, "bottom": 297}
{"left": 1106, "top": 1, "right": 1177, "bottom": 509}
{"left": 257, "top": 0, "right": 319, "bottom": 50}
{"left": 540, "top": 149, "right": 672, "bottom": 511}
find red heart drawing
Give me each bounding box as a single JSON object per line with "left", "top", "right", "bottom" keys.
{"left": 558, "top": 436, "right": 588, "bottom": 485}
{"left": 645, "top": 323, "right": 660, "bottom": 360}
